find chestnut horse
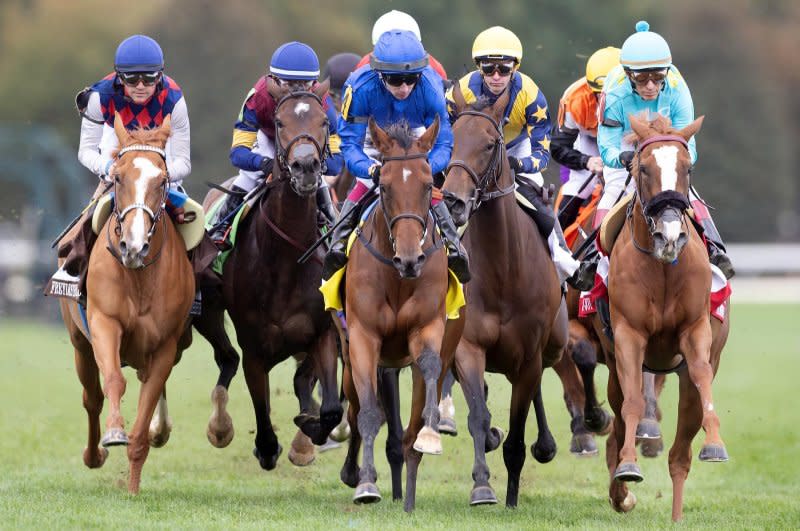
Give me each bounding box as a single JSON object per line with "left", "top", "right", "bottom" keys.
{"left": 604, "top": 114, "right": 730, "bottom": 521}
{"left": 443, "top": 86, "right": 567, "bottom": 507}
{"left": 192, "top": 79, "right": 342, "bottom": 469}
{"left": 339, "top": 117, "right": 464, "bottom": 512}
{"left": 59, "top": 114, "right": 194, "bottom": 493}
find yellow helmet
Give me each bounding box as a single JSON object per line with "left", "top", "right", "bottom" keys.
{"left": 472, "top": 26, "right": 523, "bottom": 63}
{"left": 585, "top": 46, "right": 620, "bottom": 92}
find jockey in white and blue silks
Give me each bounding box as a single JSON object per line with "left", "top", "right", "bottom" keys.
{"left": 571, "top": 20, "right": 734, "bottom": 291}
{"left": 322, "top": 29, "right": 470, "bottom": 283}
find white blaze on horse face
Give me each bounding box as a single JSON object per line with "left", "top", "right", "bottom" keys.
{"left": 294, "top": 102, "right": 310, "bottom": 116}
{"left": 652, "top": 145, "right": 679, "bottom": 192}
{"left": 403, "top": 168, "right": 411, "bottom": 183}
{"left": 130, "top": 157, "right": 162, "bottom": 247}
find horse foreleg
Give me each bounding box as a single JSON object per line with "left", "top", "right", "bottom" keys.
{"left": 242, "top": 350, "right": 281, "bottom": 471}
{"left": 401, "top": 365, "right": 428, "bottom": 512}
{"left": 552, "top": 347, "right": 597, "bottom": 457}
{"left": 531, "top": 386, "right": 557, "bottom": 463}
{"left": 570, "top": 330, "right": 613, "bottom": 435}
{"left": 127, "top": 342, "right": 176, "bottom": 494}
{"left": 437, "top": 368, "right": 458, "bottom": 436}
{"left": 605, "top": 355, "right": 637, "bottom": 513}
{"left": 377, "top": 367, "right": 404, "bottom": 501}
{"left": 638, "top": 372, "right": 664, "bottom": 458}
{"left": 611, "top": 321, "right": 647, "bottom": 482}
{"left": 148, "top": 391, "right": 172, "bottom": 448}
{"left": 340, "top": 359, "right": 362, "bottom": 489}
{"left": 669, "top": 368, "right": 704, "bottom": 522}
{"left": 304, "top": 330, "right": 344, "bottom": 445}
{"left": 503, "top": 370, "right": 537, "bottom": 508}
{"left": 89, "top": 313, "right": 128, "bottom": 447}
{"left": 74, "top": 347, "right": 108, "bottom": 468}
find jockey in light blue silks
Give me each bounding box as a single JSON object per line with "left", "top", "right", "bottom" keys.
{"left": 571, "top": 21, "right": 735, "bottom": 290}
{"left": 322, "top": 29, "right": 470, "bottom": 283}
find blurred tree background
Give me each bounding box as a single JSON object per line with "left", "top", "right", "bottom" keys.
{"left": 1, "top": 0, "right": 797, "bottom": 241}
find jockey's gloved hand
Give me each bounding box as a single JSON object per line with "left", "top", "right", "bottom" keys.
{"left": 619, "top": 151, "right": 635, "bottom": 173}
{"left": 369, "top": 164, "right": 381, "bottom": 185}
{"left": 507, "top": 156, "right": 524, "bottom": 174}
{"left": 260, "top": 156, "right": 274, "bottom": 176}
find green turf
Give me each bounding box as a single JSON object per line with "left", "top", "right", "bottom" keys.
{"left": 0, "top": 304, "right": 798, "bottom": 529}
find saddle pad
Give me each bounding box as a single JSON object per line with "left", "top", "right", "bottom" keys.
{"left": 599, "top": 193, "right": 633, "bottom": 254}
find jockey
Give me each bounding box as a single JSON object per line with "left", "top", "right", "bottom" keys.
{"left": 52, "top": 34, "right": 190, "bottom": 293}
{"left": 571, "top": 21, "right": 735, "bottom": 290}
{"left": 321, "top": 30, "right": 469, "bottom": 282}
{"left": 355, "top": 9, "right": 449, "bottom": 83}
{"left": 551, "top": 46, "right": 620, "bottom": 228}
{"left": 209, "top": 41, "right": 341, "bottom": 248}
{"left": 323, "top": 52, "right": 361, "bottom": 112}
{"left": 447, "top": 26, "right": 580, "bottom": 285}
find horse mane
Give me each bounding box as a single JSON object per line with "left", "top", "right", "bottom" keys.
{"left": 468, "top": 96, "right": 495, "bottom": 112}
{"left": 624, "top": 112, "right": 676, "bottom": 144}
{"left": 384, "top": 120, "right": 417, "bottom": 150}
{"left": 112, "top": 125, "right": 169, "bottom": 158}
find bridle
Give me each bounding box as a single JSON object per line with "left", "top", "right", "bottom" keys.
{"left": 444, "top": 110, "right": 515, "bottom": 212}
{"left": 107, "top": 144, "right": 169, "bottom": 268}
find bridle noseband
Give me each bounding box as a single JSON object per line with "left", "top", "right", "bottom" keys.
{"left": 444, "top": 110, "right": 515, "bottom": 212}
{"left": 272, "top": 90, "right": 330, "bottom": 191}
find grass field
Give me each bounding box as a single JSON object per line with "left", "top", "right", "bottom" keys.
{"left": 1, "top": 304, "right": 798, "bottom": 529}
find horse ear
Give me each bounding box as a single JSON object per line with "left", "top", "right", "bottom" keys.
{"left": 314, "top": 78, "right": 330, "bottom": 99}
{"left": 113, "top": 112, "right": 129, "bottom": 144}
{"left": 678, "top": 116, "right": 704, "bottom": 142}
{"left": 417, "top": 115, "right": 440, "bottom": 153}
{"left": 628, "top": 114, "right": 651, "bottom": 141}
{"left": 451, "top": 81, "right": 467, "bottom": 114}
{"left": 368, "top": 117, "right": 392, "bottom": 154}
{"left": 492, "top": 89, "right": 510, "bottom": 121}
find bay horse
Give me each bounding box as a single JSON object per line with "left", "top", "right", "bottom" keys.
{"left": 339, "top": 117, "right": 464, "bottom": 512}
{"left": 192, "top": 78, "right": 342, "bottom": 469}
{"left": 604, "top": 114, "right": 730, "bottom": 521}
{"left": 59, "top": 114, "right": 194, "bottom": 493}
{"left": 443, "top": 85, "right": 566, "bottom": 507}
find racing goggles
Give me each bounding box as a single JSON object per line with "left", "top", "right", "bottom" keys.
{"left": 274, "top": 77, "right": 314, "bottom": 90}
{"left": 118, "top": 71, "right": 161, "bottom": 86}
{"left": 382, "top": 73, "right": 421, "bottom": 87}
{"left": 629, "top": 70, "right": 667, "bottom": 85}
{"left": 479, "top": 61, "right": 514, "bottom": 77}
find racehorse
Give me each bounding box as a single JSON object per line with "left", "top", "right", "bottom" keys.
{"left": 443, "top": 85, "right": 567, "bottom": 507}
{"left": 192, "top": 78, "right": 343, "bottom": 469}
{"left": 59, "top": 114, "right": 194, "bottom": 493}
{"left": 604, "top": 114, "right": 730, "bottom": 521}
{"left": 338, "top": 117, "right": 464, "bottom": 512}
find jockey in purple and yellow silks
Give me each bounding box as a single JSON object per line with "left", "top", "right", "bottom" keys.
{"left": 446, "top": 26, "right": 580, "bottom": 285}
{"left": 551, "top": 47, "right": 620, "bottom": 229}
{"left": 208, "top": 41, "right": 342, "bottom": 248}
{"left": 570, "top": 21, "right": 734, "bottom": 291}
{"left": 321, "top": 30, "right": 469, "bottom": 283}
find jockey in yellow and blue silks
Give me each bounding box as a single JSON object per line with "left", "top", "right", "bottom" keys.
{"left": 322, "top": 30, "right": 470, "bottom": 283}
{"left": 571, "top": 21, "right": 734, "bottom": 291}
{"left": 446, "top": 26, "right": 580, "bottom": 285}
{"left": 208, "top": 41, "right": 341, "bottom": 248}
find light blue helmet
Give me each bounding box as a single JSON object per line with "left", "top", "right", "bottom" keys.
{"left": 620, "top": 21, "right": 672, "bottom": 71}
{"left": 270, "top": 41, "right": 320, "bottom": 80}
{"left": 114, "top": 35, "right": 164, "bottom": 73}
{"left": 370, "top": 30, "right": 429, "bottom": 74}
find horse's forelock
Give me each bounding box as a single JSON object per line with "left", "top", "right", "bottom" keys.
{"left": 384, "top": 121, "right": 415, "bottom": 150}
{"left": 625, "top": 113, "right": 676, "bottom": 144}
{"left": 468, "top": 96, "right": 494, "bottom": 112}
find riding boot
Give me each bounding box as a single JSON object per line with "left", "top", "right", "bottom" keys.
{"left": 568, "top": 240, "right": 600, "bottom": 292}
{"left": 209, "top": 185, "right": 247, "bottom": 250}
{"left": 557, "top": 195, "right": 582, "bottom": 229}
{"left": 316, "top": 186, "right": 338, "bottom": 226}
{"left": 431, "top": 201, "right": 471, "bottom": 283}
{"left": 698, "top": 215, "right": 735, "bottom": 279}
{"left": 322, "top": 198, "right": 361, "bottom": 280}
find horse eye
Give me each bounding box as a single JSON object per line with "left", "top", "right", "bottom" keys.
{"left": 275, "top": 119, "right": 283, "bottom": 128}
{"left": 486, "top": 143, "right": 494, "bottom": 151}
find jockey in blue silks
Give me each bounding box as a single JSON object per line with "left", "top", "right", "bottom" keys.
{"left": 322, "top": 29, "right": 470, "bottom": 283}
{"left": 571, "top": 21, "right": 734, "bottom": 290}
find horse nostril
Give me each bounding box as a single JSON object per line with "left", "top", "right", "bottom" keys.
{"left": 416, "top": 253, "right": 426, "bottom": 266}
{"left": 119, "top": 240, "right": 127, "bottom": 255}
{"left": 140, "top": 242, "right": 150, "bottom": 257}
{"left": 393, "top": 256, "right": 403, "bottom": 268}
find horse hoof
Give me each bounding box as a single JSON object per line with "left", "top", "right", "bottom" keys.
{"left": 288, "top": 431, "right": 316, "bottom": 467}
{"left": 340, "top": 464, "right": 359, "bottom": 488}
{"left": 207, "top": 386, "right": 234, "bottom": 448}
{"left": 207, "top": 424, "right": 234, "bottom": 449}
{"left": 469, "top": 485, "right": 498, "bottom": 506}
{"left": 570, "top": 433, "right": 599, "bottom": 457}
{"left": 83, "top": 446, "right": 109, "bottom": 469}
{"left": 640, "top": 437, "right": 663, "bottom": 458}
{"left": 100, "top": 428, "right": 129, "bottom": 447}
{"left": 609, "top": 491, "right": 638, "bottom": 513}
{"left": 316, "top": 437, "right": 341, "bottom": 453}
{"left": 353, "top": 482, "right": 382, "bottom": 504}
{"left": 485, "top": 427, "right": 504, "bottom": 452}
{"left": 253, "top": 443, "right": 283, "bottom": 471}
{"left": 636, "top": 418, "right": 661, "bottom": 440}
{"left": 699, "top": 443, "right": 729, "bottom": 462}
{"left": 532, "top": 440, "right": 557, "bottom": 463}
{"left": 614, "top": 462, "right": 644, "bottom": 483}
{"left": 329, "top": 422, "right": 350, "bottom": 443}
{"left": 438, "top": 416, "right": 458, "bottom": 436}
{"left": 413, "top": 426, "right": 442, "bottom": 455}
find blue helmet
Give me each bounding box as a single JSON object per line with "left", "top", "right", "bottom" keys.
{"left": 270, "top": 41, "right": 320, "bottom": 80}
{"left": 370, "top": 30, "right": 428, "bottom": 74}
{"left": 114, "top": 35, "right": 164, "bottom": 73}
{"left": 620, "top": 21, "right": 672, "bottom": 71}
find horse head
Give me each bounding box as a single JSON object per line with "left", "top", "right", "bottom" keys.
{"left": 628, "top": 114, "right": 704, "bottom": 263}
{"left": 267, "top": 77, "right": 331, "bottom": 196}
{"left": 442, "top": 83, "right": 510, "bottom": 226}
{"left": 111, "top": 113, "right": 171, "bottom": 269}
{"left": 369, "top": 116, "right": 439, "bottom": 279}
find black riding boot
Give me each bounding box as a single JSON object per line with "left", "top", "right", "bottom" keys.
{"left": 698, "top": 215, "right": 735, "bottom": 279}
{"left": 209, "top": 185, "right": 247, "bottom": 250}
{"left": 557, "top": 194, "right": 582, "bottom": 229}
{"left": 322, "top": 198, "right": 361, "bottom": 280}
{"left": 569, "top": 240, "right": 600, "bottom": 292}
{"left": 431, "top": 201, "right": 471, "bottom": 283}
{"left": 316, "top": 186, "right": 338, "bottom": 226}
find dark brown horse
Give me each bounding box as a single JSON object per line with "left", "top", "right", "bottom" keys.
{"left": 604, "top": 114, "right": 730, "bottom": 521}
{"left": 192, "top": 78, "right": 343, "bottom": 469}
{"left": 59, "top": 115, "right": 194, "bottom": 493}
{"left": 338, "top": 117, "right": 464, "bottom": 512}
{"left": 443, "top": 85, "right": 567, "bottom": 507}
